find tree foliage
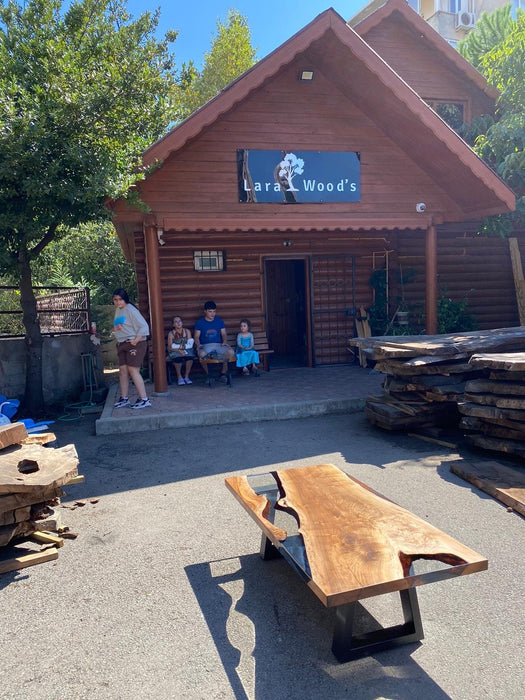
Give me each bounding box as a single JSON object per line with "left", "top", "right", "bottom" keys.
{"left": 458, "top": 3, "right": 516, "bottom": 68}
{"left": 458, "top": 5, "right": 525, "bottom": 236}
{"left": 34, "top": 222, "right": 137, "bottom": 305}
{"left": 178, "top": 9, "right": 257, "bottom": 120}
{"left": 0, "top": 0, "right": 178, "bottom": 412}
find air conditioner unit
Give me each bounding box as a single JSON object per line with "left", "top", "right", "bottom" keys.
{"left": 455, "top": 11, "right": 476, "bottom": 30}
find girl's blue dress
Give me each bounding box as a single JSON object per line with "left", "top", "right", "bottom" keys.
{"left": 236, "top": 333, "right": 260, "bottom": 368}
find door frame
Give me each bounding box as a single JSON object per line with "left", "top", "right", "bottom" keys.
{"left": 261, "top": 255, "right": 313, "bottom": 367}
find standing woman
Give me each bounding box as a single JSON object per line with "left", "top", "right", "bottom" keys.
{"left": 112, "top": 288, "right": 151, "bottom": 409}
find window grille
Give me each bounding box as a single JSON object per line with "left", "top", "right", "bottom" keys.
{"left": 193, "top": 251, "right": 225, "bottom": 272}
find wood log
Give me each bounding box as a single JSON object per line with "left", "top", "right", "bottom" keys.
{"left": 0, "top": 423, "right": 28, "bottom": 451}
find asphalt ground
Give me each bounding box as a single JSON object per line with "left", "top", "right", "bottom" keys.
{"left": 1, "top": 411, "right": 523, "bottom": 700}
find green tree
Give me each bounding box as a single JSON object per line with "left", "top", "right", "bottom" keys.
{"left": 458, "top": 5, "right": 525, "bottom": 236}
{"left": 0, "top": 0, "right": 177, "bottom": 414}
{"left": 458, "top": 3, "right": 515, "bottom": 68}
{"left": 178, "top": 9, "right": 257, "bottom": 120}
{"left": 34, "top": 222, "right": 137, "bottom": 304}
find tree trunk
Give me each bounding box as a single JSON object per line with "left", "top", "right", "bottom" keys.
{"left": 18, "top": 249, "right": 45, "bottom": 416}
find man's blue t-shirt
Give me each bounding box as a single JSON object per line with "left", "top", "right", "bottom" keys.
{"left": 195, "top": 316, "right": 225, "bottom": 345}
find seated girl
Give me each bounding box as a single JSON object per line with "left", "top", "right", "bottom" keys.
{"left": 166, "top": 315, "right": 195, "bottom": 385}
{"left": 236, "top": 319, "right": 260, "bottom": 375}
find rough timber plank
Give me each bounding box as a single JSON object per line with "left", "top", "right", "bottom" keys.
{"left": 0, "top": 423, "right": 28, "bottom": 451}
{"left": 469, "top": 352, "right": 525, "bottom": 371}
{"left": 450, "top": 459, "right": 525, "bottom": 516}
{"left": 465, "top": 434, "right": 525, "bottom": 458}
{"left": 226, "top": 464, "right": 488, "bottom": 608}
{"left": 0, "top": 444, "right": 78, "bottom": 494}
{"left": 351, "top": 327, "right": 525, "bottom": 360}
{"left": 465, "top": 378, "right": 525, "bottom": 396}
{"left": 0, "top": 485, "right": 64, "bottom": 516}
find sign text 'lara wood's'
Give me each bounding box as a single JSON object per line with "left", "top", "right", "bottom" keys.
{"left": 238, "top": 150, "right": 361, "bottom": 204}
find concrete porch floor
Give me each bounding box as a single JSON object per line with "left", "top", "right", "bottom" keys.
{"left": 95, "top": 364, "right": 384, "bottom": 435}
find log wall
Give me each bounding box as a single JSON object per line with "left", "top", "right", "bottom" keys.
{"left": 394, "top": 225, "right": 525, "bottom": 330}
{"left": 134, "top": 229, "right": 394, "bottom": 362}
{"left": 362, "top": 17, "right": 495, "bottom": 120}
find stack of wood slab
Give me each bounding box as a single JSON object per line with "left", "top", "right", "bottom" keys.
{"left": 0, "top": 422, "right": 80, "bottom": 574}
{"left": 459, "top": 352, "right": 525, "bottom": 458}
{"left": 350, "top": 327, "right": 525, "bottom": 432}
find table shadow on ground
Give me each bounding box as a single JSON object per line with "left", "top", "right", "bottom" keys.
{"left": 185, "top": 554, "right": 452, "bottom": 700}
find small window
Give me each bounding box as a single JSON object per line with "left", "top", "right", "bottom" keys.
{"left": 425, "top": 100, "right": 465, "bottom": 130}
{"left": 193, "top": 250, "right": 225, "bottom": 272}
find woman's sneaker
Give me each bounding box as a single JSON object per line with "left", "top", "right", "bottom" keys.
{"left": 114, "top": 396, "right": 130, "bottom": 408}
{"left": 131, "top": 398, "right": 151, "bottom": 410}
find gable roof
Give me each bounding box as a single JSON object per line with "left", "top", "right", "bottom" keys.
{"left": 350, "top": 0, "right": 499, "bottom": 100}
{"left": 117, "top": 7, "right": 513, "bottom": 229}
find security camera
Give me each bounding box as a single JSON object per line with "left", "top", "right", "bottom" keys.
{"left": 416, "top": 202, "right": 426, "bottom": 213}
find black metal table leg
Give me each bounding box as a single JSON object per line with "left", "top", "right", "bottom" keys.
{"left": 260, "top": 533, "right": 281, "bottom": 560}
{"left": 331, "top": 587, "right": 424, "bottom": 662}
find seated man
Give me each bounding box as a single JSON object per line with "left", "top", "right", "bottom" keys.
{"left": 194, "top": 300, "right": 235, "bottom": 382}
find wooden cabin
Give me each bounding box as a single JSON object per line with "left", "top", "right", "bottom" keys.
{"left": 109, "top": 4, "right": 516, "bottom": 394}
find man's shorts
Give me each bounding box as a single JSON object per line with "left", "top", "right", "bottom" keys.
{"left": 117, "top": 340, "right": 147, "bottom": 368}
{"left": 200, "top": 343, "right": 233, "bottom": 361}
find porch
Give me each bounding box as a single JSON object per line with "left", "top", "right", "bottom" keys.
{"left": 95, "top": 364, "right": 384, "bottom": 435}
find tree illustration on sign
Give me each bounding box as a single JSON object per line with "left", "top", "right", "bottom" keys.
{"left": 278, "top": 153, "right": 305, "bottom": 191}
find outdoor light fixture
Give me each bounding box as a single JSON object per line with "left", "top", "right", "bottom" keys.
{"left": 157, "top": 227, "right": 165, "bottom": 246}
{"left": 300, "top": 70, "right": 314, "bottom": 81}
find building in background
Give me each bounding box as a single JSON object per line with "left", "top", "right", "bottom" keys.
{"left": 353, "top": 0, "right": 521, "bottom": 45}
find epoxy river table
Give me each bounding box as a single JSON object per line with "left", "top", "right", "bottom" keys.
{"left": 225, "top": 463, "right": 488, "bottom": 661}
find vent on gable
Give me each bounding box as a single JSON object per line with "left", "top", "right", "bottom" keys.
{"left": 455, "top": 11, "right": 476, "bottom": 30}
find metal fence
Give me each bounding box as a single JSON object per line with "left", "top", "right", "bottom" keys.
{"left": 0, "top": 286, "right": 90, "bottom": 338}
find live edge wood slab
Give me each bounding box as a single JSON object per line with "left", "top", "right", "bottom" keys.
{"left": 225, "top": 464, "right": 488, "bottom": 661}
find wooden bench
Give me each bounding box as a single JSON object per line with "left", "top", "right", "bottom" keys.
{"left": 225, "top": 463, "right": 488, "bottom": 662}
{"left": 199, "top": 330, "right": 274, "bottom": 388}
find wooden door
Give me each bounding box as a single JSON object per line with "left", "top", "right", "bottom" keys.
{"left": 264, "top": 259, "right": 308, "bottom": 367}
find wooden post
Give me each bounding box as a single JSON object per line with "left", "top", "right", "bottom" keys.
{"left": 425, "top": 224, "right": 437, "bottom": 335}
{"left": 508, "top": 238, "right": 525, "bottom": 325}
{"left": 144, "top": 224, "right": 168, "bottom": 393}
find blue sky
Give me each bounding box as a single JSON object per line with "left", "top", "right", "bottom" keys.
{"left": 125, "top": 1, "right": 365, "bottom": 68}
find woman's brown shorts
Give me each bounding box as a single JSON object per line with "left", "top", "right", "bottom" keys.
{"left": 117, "top": 340, "right": 147, "bottom": 368}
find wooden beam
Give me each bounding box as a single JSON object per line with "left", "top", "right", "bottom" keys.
{"left": 0, "top": 547, "right": 59, "bottom": 575}
{"left": 425, "top": 224, "right": 437, "bottom": 334}
{"left": 144, "top": 224, "right": 168, "bottom": 394}
{"left": 508, "top": 238, "right": 525, "bottom": 324}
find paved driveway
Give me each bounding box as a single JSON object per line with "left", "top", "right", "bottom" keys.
{"left": 1, "top": 412, "right": 523, "bottom": 699}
